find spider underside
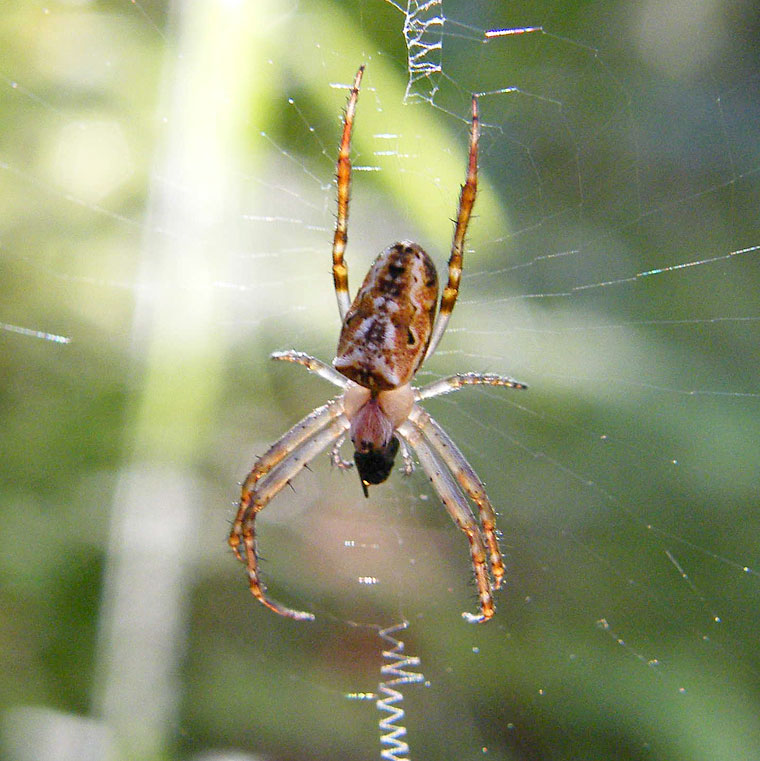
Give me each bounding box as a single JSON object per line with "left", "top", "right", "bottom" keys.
{"left": 229, "top": 66, "right": 527, "bottom": 623}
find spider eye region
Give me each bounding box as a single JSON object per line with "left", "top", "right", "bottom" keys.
{"left": 354, "top": 436, "right": 400, "bottom": 497}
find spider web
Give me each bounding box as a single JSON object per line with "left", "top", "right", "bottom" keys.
{"left": 1, "top": 1, "right": 759, "bottom": 761}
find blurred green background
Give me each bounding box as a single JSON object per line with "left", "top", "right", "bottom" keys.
{"left": 2, "top": 1, "right": 760, "bottom": 760}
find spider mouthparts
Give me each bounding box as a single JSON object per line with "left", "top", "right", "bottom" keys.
{"left": 354, "top": 436, "right": 400, "bottom": 496}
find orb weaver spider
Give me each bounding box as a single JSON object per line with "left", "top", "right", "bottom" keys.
{"left": 229, "top": 66, "right": 527, "bottom": 623}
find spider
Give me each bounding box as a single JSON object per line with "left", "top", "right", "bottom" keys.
{"left": 229, "top": 65, "right": 527, "bottom": 623}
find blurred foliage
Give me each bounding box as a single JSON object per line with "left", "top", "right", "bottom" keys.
{"left": 1, "top": 1, "right": 760, "bottom": 761}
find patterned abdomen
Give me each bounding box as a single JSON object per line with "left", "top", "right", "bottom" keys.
{"left": 334, "top": 241, "right": 438, "bottom": 391}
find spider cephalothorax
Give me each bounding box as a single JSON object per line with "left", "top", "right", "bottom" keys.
{"left": 229, "top": 65, "right": 527, "bottom": 623}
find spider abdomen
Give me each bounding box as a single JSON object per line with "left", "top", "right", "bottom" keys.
{"left": 333, "top": 241, "right": 438, "bottom": 391}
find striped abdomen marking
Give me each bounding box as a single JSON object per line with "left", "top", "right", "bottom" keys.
{"left": 333, "top": 242, "right": 438, "bottom": 391}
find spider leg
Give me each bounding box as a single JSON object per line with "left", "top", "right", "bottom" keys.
{"left": 397, "top": 421, "right": 494, "bottom": 623}
{"left": 408, "top": 404, "right": 505, "bottom": 590}
{"left": 238, "top": 415, "right": 350, "bottom": 621}
{"left": 329, "top": 435, "right": 354, "bottom": 469}
{"left": 416, "top": 371, "right": 526, "bottom": 402}
{"left": 229, "top": 398, "right": 344, "bottom": 561}
{"left": 271, "top": 350, "right": 349, "bottom": 389}
{"left": 399, "top": 437, "right": 415, "bottom": 476}
{"left": 332, "top": 65, "right": 365, "bottom": 321}
{"left": 425, "top": 95, "right": 479, "bottom": 360}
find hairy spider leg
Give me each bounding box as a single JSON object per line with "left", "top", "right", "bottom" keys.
{"left": 332, "top": 65, "right": 365, "bottom": 321}
{"left": 398, "top": 437, "right": 415, "bottom": 475}
{"left": 425, "top": 95, "right": 480, "bottom": 360}
{"left": 271, "top": 350, "right": 349, "bottom": 389}
{"left": 229, "top": 397, "right": 344, "bottom": 561}
{"left": 270, "top": 351, "right": 354, "bottom": 470}
{"left": 415, "top": 371, "right": 527, "bottom": 402}
{"left": 239, "top": 415, "right": 350, "bottom": 621}
{"left": 397, "top": 420, "right": 494, "bottom": 623}
{"left": 409, "top": 404, "right": 505, "bottom": 588}
{"left": 411, "top": 371, "right": 528, "bottom": 588}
